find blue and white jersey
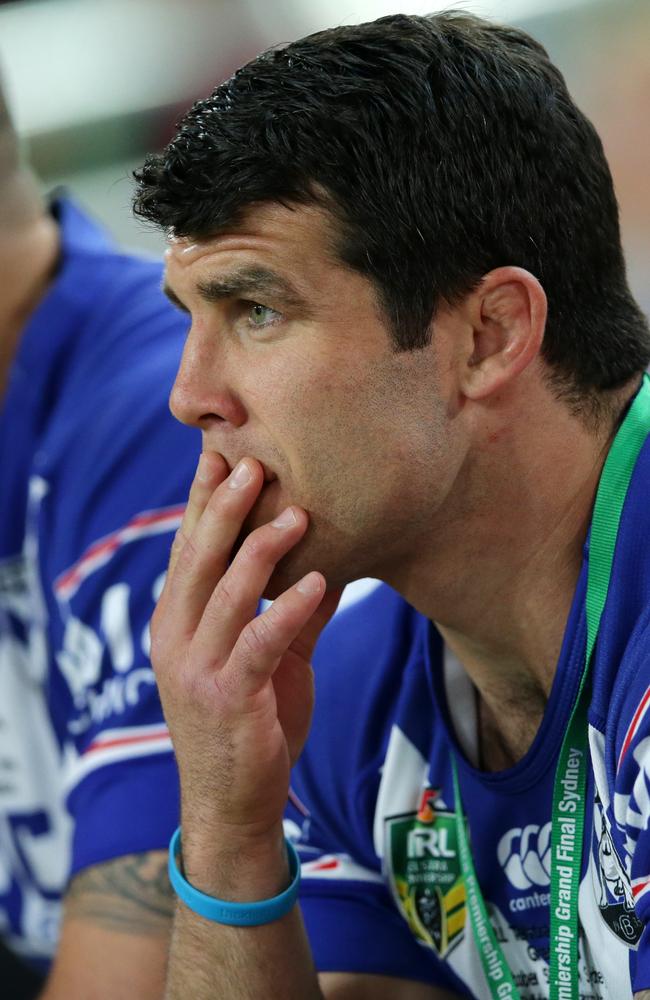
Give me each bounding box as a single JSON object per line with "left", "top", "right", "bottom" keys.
{"left": 0, "top": 198, "right": 199, "bottom": 968}
{"left": 286, "top": 432, "right": 650, "bottom": 998}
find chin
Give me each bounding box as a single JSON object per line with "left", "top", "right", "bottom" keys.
{"left": 263, "top": 541, "right": 356, "bottom": 601}
{"left": 241, "top": 479, "right": 285, "bottom": 534}
{"left": 261, "top": 575, "right": 293, "bottom": 602}
{"left": 236, "top": 486, "right": 356, "bottom": 598}
{"left": 261, "top": 543, "right": 313, "bottom": 600}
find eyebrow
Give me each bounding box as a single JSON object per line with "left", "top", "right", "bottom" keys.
{"left": 163, "top": 284, "right": 190, "bottom": 313}
{"left": 163, "top": 266, "right": 310, "bottom": 314}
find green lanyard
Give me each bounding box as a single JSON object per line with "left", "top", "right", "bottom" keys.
{"left": 451, "top": 375, "right": 650, "bottom": 1000}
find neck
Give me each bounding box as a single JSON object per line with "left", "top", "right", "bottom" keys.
{"left": 0, "top": 195, "right": 60, "bottom": 398}
{"left": 388, "top": 376, "right": 638, "bottom": 767}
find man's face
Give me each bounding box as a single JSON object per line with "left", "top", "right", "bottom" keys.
{"left": 164, "top": 202, "right": 465, "bottom": 596}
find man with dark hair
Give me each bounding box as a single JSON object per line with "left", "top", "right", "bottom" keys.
{"left": 136, "top": 11, "right": 650, "bottom": 999}
{"left": 0, "top": 80, "right": 200, "bottom": 997}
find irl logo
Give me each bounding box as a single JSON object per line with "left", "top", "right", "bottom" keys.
{"left": 407, "top": 826, "right": 456, "bottom": 859}
{"left": 497, "top": 823, "right": 552, "bottom": 890}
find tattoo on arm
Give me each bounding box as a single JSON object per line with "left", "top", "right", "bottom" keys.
{"left": 64, "top": 852, "right": 175, "bottom": 935}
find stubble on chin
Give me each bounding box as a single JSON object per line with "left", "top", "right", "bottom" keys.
{"left": 232, "top": 492, "right": 358, "bottom": 600}
{"left": 260, "top": 536, "right": 315, "bottom": 601}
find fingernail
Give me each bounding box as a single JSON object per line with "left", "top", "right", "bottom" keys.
{"left": 271, "top": 507, "right": 297, "bottom": 529}
{"left": 229, "top": 460, "right": 252, "bottom": 489}
{"left": 297, "top": 573, "right": 322, "bottom": 595}
{"left": 197, "top": 454, "right": 210, "bottom": 482}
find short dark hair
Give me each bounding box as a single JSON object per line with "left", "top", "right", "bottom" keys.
{"left": 134, "top": 11, "right": 650, "bottom": 409}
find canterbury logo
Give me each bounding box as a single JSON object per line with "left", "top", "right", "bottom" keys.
{"left": 497, "top": 823, "right": 552, "bottom": 890}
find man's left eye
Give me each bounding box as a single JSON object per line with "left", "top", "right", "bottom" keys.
{"left": 248, "top": 303, "right": 281, "bottom": 328}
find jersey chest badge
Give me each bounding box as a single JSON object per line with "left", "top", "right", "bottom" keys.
{"left": 385, "top": 787, "right": 466, "bottom": 957}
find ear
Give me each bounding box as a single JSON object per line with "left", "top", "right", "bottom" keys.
{"left": 459, "top": 267, "right": 547, "bottom": 401}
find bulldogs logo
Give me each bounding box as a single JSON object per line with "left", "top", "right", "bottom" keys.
{"left": 593, "top": 795, "right": 642, "bottom": 946}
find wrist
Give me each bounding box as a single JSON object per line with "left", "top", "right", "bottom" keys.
{"left": 169, "top": 828, "right": 301, "bottom": 926}
{"left": 178, "top": 819, "right": 290, "bottom": 902}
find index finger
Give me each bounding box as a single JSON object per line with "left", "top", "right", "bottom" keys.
{"left": 169, "top": 451, "right": 228, "bottom": 575}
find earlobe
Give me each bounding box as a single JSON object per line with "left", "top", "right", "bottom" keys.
{"left": 461, "top": 267, "right": 547, "bottom": 401}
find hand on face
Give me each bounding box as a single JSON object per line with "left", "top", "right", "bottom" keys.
{"left": 150, "top": 452, "right": 341, "bottom": 861}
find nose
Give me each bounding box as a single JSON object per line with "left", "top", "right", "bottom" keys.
{"left": 170, "top": 330, "right": 246, "bottom": 429}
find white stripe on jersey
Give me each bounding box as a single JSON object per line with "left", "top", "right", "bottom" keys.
{"left": 63, "top": 723, "right": 172, "bottom": 792}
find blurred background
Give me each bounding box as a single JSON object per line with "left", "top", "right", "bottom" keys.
{"left": 0, "top": 0, "right": 647, "bottom": 315}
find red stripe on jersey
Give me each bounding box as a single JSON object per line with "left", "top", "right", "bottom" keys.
{"left": 55, "top": 505, "right": 185, "bottom": 597}
{"left": 288, "top": 786, "right": 310, "bottom": 818}
{"left": 85, "top": 729, "right": 170, "bottom": 755}
{"left": 618, "top": 685, "right": 650, "bottom": 770}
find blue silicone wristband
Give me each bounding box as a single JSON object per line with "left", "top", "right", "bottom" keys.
{"left": 168, "top": 827, "right": 301, "bottom": 926}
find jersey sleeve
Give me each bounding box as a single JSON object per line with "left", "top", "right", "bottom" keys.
{"left": 32, "top": 259, "right": 200, "bottom": 879}
{"left": 51, "top": 520, "right": 187, "bottom": 877}
{"left": 283, "top": 582, "right": 465, "bottom": 993}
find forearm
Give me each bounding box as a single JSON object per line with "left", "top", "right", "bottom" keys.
{"left": 38, "top": 851, "right": 173, "bottom": 1000}
{"left": 166, "top": 901, "right": 322, "bottom": 1000}
{"left": 165, "top": 823, "right": 322, "bottom": 1000}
